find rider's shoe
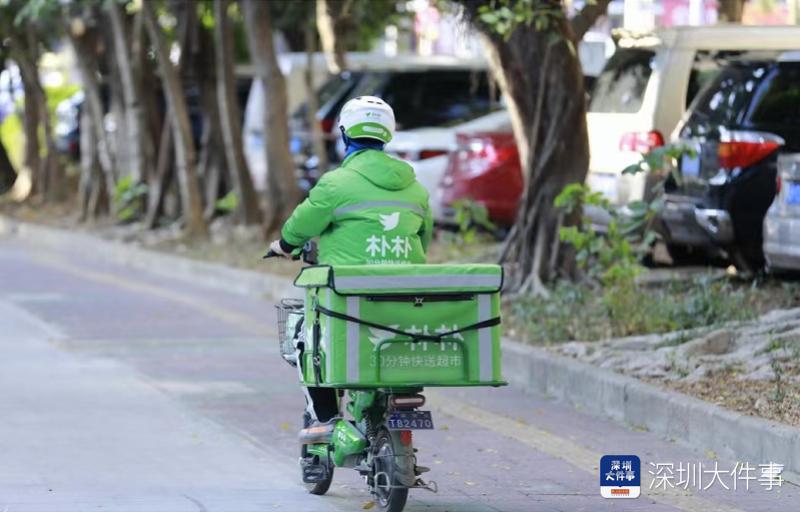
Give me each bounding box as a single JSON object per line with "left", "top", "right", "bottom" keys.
{"left": 298, "top": 418, "right": 337, "bottom": 444}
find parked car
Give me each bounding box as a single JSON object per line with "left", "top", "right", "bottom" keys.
{"left": 438, "top": 130, "right": 521, "bottom": 228}
{"left": 246, "top": 59, "right": 498, "bottom": 201}
{"left": 659, "top": 52, "right": 800, "bottom": 271}
{"left": 764, "top": 153, "right": 800, "bottom": 272}
{"left": 586, "top": 25, "right": 800, "bottom": 229}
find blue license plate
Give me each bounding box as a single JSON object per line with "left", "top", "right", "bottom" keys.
{"left": 387, "top": 410, "right": 434, "bottom": 430}
{"left": 289, "top": 136, "right": 303, "bottom": 154}
{"left": 786, "top": 182, "right": 800, "bottom": 205}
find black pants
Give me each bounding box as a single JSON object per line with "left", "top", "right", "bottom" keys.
{"left": 307, "top": 386, "right": 339, "bottom": 422}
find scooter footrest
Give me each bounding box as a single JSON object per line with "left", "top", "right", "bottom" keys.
{"left": 301, "top": 460, "right": 330, "bottom": 483}
{"left": 298, "top": 421, "right": 336, "bottom": 444}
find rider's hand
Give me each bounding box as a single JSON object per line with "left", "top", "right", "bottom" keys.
{"left": 269, "top": 239, "right": 291, "bottom": 258}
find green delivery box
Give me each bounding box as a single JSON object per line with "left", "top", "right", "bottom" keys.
{"left": 294, "top": 264, "right": 505, "bottom": 388}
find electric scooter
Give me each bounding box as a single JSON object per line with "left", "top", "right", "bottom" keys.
{"left": 266, "top": 242, "right": 503, "bottom": 512}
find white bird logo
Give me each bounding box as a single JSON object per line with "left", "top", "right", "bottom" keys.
{"left": 379, "top": 212, "right": 400, "bottom": 231}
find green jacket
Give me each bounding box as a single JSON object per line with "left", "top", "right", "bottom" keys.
{"left": 282, "top": 149, "right": 433, "bottom": 265}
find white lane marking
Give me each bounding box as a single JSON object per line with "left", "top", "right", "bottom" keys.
{"left": 4, "top": 292, "right": 67, "bottom": 303}
{"left": 154, "top": 380, "right": 256, "bottom": 396}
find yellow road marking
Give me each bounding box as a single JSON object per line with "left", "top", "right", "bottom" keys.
{"left": 31, "top": 253, "right": 275, "bottom": 336}
{"left": 426, "top": 392, "right": 744, "bottom": 512}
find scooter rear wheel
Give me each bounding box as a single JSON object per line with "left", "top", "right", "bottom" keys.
{"left": 372, "top": 429, "right": 414, "bottom": 512}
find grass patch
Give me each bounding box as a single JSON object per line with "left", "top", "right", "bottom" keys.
{"left": 508, "top": 275, "right": 800, "bottom": 344}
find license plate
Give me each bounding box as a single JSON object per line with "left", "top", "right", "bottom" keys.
{"left": 681, "top": 153, "right": 701, "bottom": 178}
{"left": 387, "top": 410, "right": 434, "bottom": 430}
{"left": 290, "top": 136, "right": 303, "bottom": 154}
{"left": 785, "top": 182, "right": 800, "bottom": 205}
{"left": 589, "top": 173, "right": 617, "bottom": 203}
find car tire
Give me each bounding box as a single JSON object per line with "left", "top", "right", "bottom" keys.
{"left": 730, "top": 240, "right": 766, "bottom": 275}
{"left": 665, "top": 244, "right": 706, "bottom": 266}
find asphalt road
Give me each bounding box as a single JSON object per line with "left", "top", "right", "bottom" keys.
{"left": 1, "top": 233, "right": 799, "bottom": 512}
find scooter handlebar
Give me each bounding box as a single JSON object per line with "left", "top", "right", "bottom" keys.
{"left": 262, "top": 249, "right": 302, "bottom": 261}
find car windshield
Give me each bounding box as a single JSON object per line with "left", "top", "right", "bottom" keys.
{"left": 349, "top": 69, "right": 502, "bottom": 130}
{"left": 589, "top": 48, "right": 655, "bottom": 114}
{"left": 292, "top": 73, "right": 359, "bottom": 120}
{"left": 747, "top": 63, "right": 800, "bottom": 128}
{"left": 681, "top": 63, "right": 771, "bottom": 137}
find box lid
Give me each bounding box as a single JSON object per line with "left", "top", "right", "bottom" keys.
{"left": 294, "top": 264, "right": 503, "bottom": 295}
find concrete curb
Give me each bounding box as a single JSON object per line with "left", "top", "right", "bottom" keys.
{"left": 502, "top": 341, "right": 800, "bottom": 474}
{"left": 4, "top": 215, "right": 799, "bottom": 474}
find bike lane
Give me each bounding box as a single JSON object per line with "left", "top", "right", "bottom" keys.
{"left": 2, "top": 235, "right": 796, "bottom": 511}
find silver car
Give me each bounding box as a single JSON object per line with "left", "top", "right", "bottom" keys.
{"left": 764, "top": 154, "right": 800, "bottom": 271}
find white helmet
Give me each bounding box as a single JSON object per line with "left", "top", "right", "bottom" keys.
{"left": 337, "top": 96, "right": 395, "bottom": 144}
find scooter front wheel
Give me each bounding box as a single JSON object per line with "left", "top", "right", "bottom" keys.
{"left": 372, "top": 428, "right": 414, "bottom": 512}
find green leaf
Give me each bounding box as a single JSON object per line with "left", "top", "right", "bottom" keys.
{"left": 479, "top": 12, "right": 498, "bottom": 25}
{"left": 622, "top": 163, "right": 643, "bottom": 175}
{"left": 215, "top": 191, "right": 238, "bottom": 213}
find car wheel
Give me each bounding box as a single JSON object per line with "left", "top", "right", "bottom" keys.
{"left": 730, "top": 241, "right": 766, "bottom": 275}
{"left": 665, "top": 244, "right": 706, "bottom": 266}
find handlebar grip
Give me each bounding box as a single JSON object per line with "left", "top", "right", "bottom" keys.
{"left": 263, "top": 249, "right": 302, "bottom": 260}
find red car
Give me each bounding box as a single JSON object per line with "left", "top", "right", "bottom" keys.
{"left": 437, "top": 131, "right": 523, "bottom": 227}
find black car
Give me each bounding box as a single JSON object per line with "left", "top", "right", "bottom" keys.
{"left": 659, "top": 53, "right": 800, "bottom": 271}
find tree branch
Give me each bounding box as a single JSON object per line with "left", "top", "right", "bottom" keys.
{"left": 569, "top": 0, "right": 611, "bottom": 42}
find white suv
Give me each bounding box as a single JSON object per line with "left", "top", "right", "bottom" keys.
{"left": 586, "top": 25, "right": 800, "bottom": 227}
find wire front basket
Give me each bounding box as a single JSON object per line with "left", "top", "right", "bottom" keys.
{"left": 275, "top": 298, "right": 304, "bottom": 362}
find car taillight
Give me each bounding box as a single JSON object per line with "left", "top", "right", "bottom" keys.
{"left": 418, "top": 150, "right": 448, "bottom": 160}
{"left": 451, "top": 132, "right": 517, "bottom": 177}
{"left": 717, "top": 130, "right": 784, "bottom": 170}
{"left": 619, "top": 131, "right": 664, "bottom": 153}
{"left": 320, "top": 118, "right": 335, "bottom": 133}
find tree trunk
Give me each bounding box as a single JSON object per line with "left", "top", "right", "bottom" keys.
{"left": 145, "top": 114, "right": 175, "bottom": 229}
{"left": 469, "top": 15, "right": 589, "bottom": 294}
{"left": 21, "top": 19, "right": 62, "bottom": 202}
{"left": 16, "top": 46, "right": 61, "bottom": 201}
{"left": 0, "top": 135, "right": 16, "bottom": 195}
{"left": 11, "top": 40, "right": 44, "bottom": 198}
{"left": 718, "top": 0, "right": 745, "bottom": 22}
{"left": 305, "top": 19, "right": 329, "bottom": 172}
{"left": 78, "top": 107, "right": 103, "bottom": 219}
{"left": 570, "top": 0, "right": 611, "bottom": 40}
{"left": 316, "top": 0, "right": 348, "bottom": 74}
{"left": 65, "top": 19, "right": 117, "bottom": 209}
{"left": 242, "top": 0, "right": 301, "bottom": 233}
{"left": 213, "top": 0, "right": 262, "bottom": 225}
{"left": 107, "top": 2, "right": 151, "bottom": 184}
{"left": 142, "top": 1, "right": 208, "bottom": 237}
